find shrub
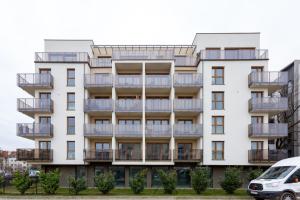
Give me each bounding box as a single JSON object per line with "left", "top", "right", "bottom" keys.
{"left": 158, "top": 169, "right": 177, "bottom": 194}
{"left": 68, "top": 177, "right": 86, "bottom": 195}
{"left": 39, "top": 169, "right": 60, "bottom": 194}
{"left": 94, "top": 171, "right": 115, "bottom": 194}
{"left": 190, "top": 167, "right": 210, "bottom": 194}
{"left": 11, "top": 171, "right": 32, "bottom": 194}
{"left": 247, "top": 168, "right": 263, "bottom": 182}
{"left": 129, "top": 169, "right": 147, "bottom": 194}
{"left": 220, "top": 167, "right": 242, "bottom": 194}
{"left": 0, "top": 174, "right": 4, "bottom": 193}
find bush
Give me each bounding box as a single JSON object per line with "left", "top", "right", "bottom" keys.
{"left": 129, "top": 169, "right": 147, "bottom": 194}
{"left": 0, "top": 174, "right": 4, "bottom": 193}
{"left": 68, "top": 177, "right": 86, "bottom": 195}
{"left": 11, "top": 171, "right": 32, "bottom": 194}
{"left": 220, "top": 167, "right": 242, "bottom": 194}
{"left": 39, "top": 169, "right": 60, "bottom": 194}
{"left": 247, "top": 168, "right": 263, "bottom": 182}
{"left": 191, "top": 167, "right": 210, "bottom": 194}
{"left": 158, "top": 169, "right": 177, "bottom": 194}
{"left": 94, "top": 171, "right": 115, "bottom": 194}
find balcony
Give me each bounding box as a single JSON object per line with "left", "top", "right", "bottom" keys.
{"left": 145, "top": 99, "right": 171, "bottom": 116}
{"left": 248, "top": 123, "right": 288, "bottom": 138}
{"left": 17, "top": 73, "right": 53, "bottom": 95}
{"left": 112, "top": 49, "right": 174, "bottom": 60}
{"left": 84, "top": 74, "right": 113, "bottom": 92}
{"left": 200, "top": 49, "right": 268, "bottom": 60}
{"left": 248, "top": 97, "right": 288, "bottom": 114}
{"left": 145, "top": 124, "right": 172, "bottom": 138}
{"left": 17, "top": 98, "right": 53, "bottom": 118}
{"left": 90, "top": 58, "right": 112, "bottom": 67}
{"left": 175, "top": 56, "right": 198, "bottom": 67}
{"left": 115, "top": 99, "right": 142, "bottom": 115}
{"left": 115, "top": 149, "right": 142, "bottom": 161}
{"left": 84, "top": 99, "right": 113, "bottom": 116}
{"left": 16, "top": 149, "right": 53, "bottom": 162}
{"left": 174, "top": 149, "right": 203, "bottom": 162}
{"left": 145, "top": 75, "right": 171, "bottom": 89}
{"left": 173, "top": 124, "right": 203, "bottom": 138}
{"left": 84, "top": 149, "right": 113, "bottom": 162}
{"left": 115, "top": 124, "right": 143, "bottom": 138}
{"left": 146, "top": 150, "right": 171, "bottom": 161}
{"left": 17, "top": 123, "right": 53, "bottom": 139}
{"left": 248, "top": 149, "right": 288, "bottom": 163}
{"left": 173, "top": 99, "right": 203, "bottom": 116}
{"left": 115, "top": 75, "right": 142, "bottom": 89}
{"left": 84, "top": 124, "right": 113, "bottom": 138}
{"left": 174, "top": 73, "right": 203, "bottom": 91}
{"left": 35, "top": 52, "right": 89, "bottom": 63}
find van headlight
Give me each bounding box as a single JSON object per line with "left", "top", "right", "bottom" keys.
{"left": 265, "top": 182, "right": 280, "bottom": 188}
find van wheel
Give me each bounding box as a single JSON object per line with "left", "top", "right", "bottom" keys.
{"left": 281, "top": 192, "right": 295, "bottom": 200}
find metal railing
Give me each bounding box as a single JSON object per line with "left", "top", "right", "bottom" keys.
{"left": 248, "top": 97, "right": 288, "bottom": 112}
{"left": 115, "top": 149, "right": 142, "bottom": 161}
{"left": 84, "top": 74, "right": 113, "bottom": 88}
{"left": 174, "top": 73, "right": 203, "bottom": 87}
{"left": 145, "top": 75, "right": 171, "bottom": 88}
{"left": 84, "top": 99, "right": 113, "bottom": 112}
{"left": 145, "top": 99, "right": 171, "bottom": 112}
{"left": 248, "top": 71, "right": 288, "bottom": 87}
{"left": 248, "top": 123, "right": 288, "bottom": 138}
{"left": 173, "top": 99, "right": 203, "bottom": 112}
{"left": 146, "top": 149, "right": 171, "bottom": 161}
{"left": 173, "top": 124, "right": 203, "bottom": 137}
{"left": 35, "top": 52, "right": 89, "bottom": 62}
{"left": 17, "top": 98, "right": 53, "bottom": 113}
{"left": 175, "top": 56, "right": 198, "bottom": 66}
{"left": 16, "top": 149, "right": 53, "bottom": 161}
{"left": 84, "top": 149, "right": 113, "bottom": 161}
{"left": 145, "top": 124, "right": 172, "bottom": 137}
{"left": 174, "top": 149, "right": 203, "bottom": 162}
{"left": 115, "top": 99, "right": 142, "bottom": 112}
{"left": 84, "top": 124, "right": 113, "bottom": 137}
{"left": 200, "top": 49, "right": 268, "bottom": 60}
{"left": 17, "top": 73, "right": 53, "bottom": 88}
{"left": 17, "top": 123, "right": 53, "bottom": 138}
{"left": 112, "top": 50, "right": 174, "bottom": 60}
{"left": 115, "top": 124, "right": 143, "bottom": 137}
{"left": 90, "top": 58, "right": 112, "bottom": 67}
{"left": 248, "top": 149, "right": 288, "bottom": 163}
{"left": 115, "top": 75, "right": 143, "bottom": 88}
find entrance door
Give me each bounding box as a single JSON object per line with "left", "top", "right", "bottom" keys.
{"left": 178, "top": 143, "right": 192, "bottom": 160}
{"left": 95, "top": 143, "right": 110, "bottom": 160}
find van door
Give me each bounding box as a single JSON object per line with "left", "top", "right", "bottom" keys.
{"left": 284, "top": 168, "right": 300, "bottom": 194}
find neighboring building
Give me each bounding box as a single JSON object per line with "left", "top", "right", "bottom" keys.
{"left": 16, "top": 33, "right": 289, "bottom": 187}
{"left": 1, "top": 151, "right": 29, "bottom": 173}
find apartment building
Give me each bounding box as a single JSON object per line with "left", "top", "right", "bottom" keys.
{"left": 16, "top": 33, "right": 289, "bottom": 187}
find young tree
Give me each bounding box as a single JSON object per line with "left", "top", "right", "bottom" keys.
{"left": 220, "top": 167, "right": 242, "bottom": 194}
{"left": 94, "top": 171, "right": 115, "bottom": 194}
{"left": 190, "top": 167, "right": 210, "bottom": 194}
{"left": 129, "top": 169, "right": 147, "bottom": 194}
{"left": 11, "top": 171, "right": 32, "bottom": 195}
{"left": 158, "top": 169, "right": 177, "bottom": 194}
{"left": 68, "top": 177, "right": 86, "bottom": 195}
{"left": 247, "top": 168, "right": 263, "bottom": 182}
{"left": 39, "top": 169, "right": 60, "bottom": 194}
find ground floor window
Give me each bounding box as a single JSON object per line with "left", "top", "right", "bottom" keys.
{"left": 151, "top": 167, "right": 168, "bottom": 187}
{"left": 95, "top": 166, "right": 106, "bottom": 176}
{"left": 111, "top": 166, "right": 125, "bottom": 187}
{"left": 75, "top": 166, "right": 85, "bottom": 179}
{"left": 176, "top": 168, "right": 191, "bottom": 187}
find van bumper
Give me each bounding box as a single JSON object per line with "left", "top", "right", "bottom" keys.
{"left": 247, "top": 190, "right": 282, "bottom": 199}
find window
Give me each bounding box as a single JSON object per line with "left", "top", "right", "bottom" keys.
{"left": 286, "top": 169, "right": 300, "bottom": 183}
{"left": 251, "top": 116, "right": 263, "bottom": 124}
{"left": 67, "top": 141, "right": 75, "bottom": 160}
{"left": 146, "top": 143, "right": 169, "bottom": 160}
{"left": 212, "top": 67, "right": 224, "bottom": 85}
{"left": 212, "top": 92, "right": 224, "bottom": 110}
{"left": 67, "top": 69, "right": 75, "bottom": 86}
{"left": 111, "top": 167, "right": 125, "bottom": 187}
{"left": 177, "top": 143, "right": 192, "bottom": 160}
{"left": 212, "top": 141, "right": 224, "bottom": 160}
{"left": 67, "top": 117, "right": 75, "bottom": 135}
{"left": 39, "top": 141, "right": 51, "bottom": 149}
{"left": 67, "top": 93, "right": 75, "bottom": 110}
{"left": 251, "top": 66, "right": 264, "bottom": 73}
{"left": 251, "top": 91, "right": 263, "bottom": 98}
{"left": 212, "top": 116, "right": 224, "bottom": 134}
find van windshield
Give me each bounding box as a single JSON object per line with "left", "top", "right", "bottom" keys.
{"left": 258, "top": 166, "right": 296, "bottom": 180}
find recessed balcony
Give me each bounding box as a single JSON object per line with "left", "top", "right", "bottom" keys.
{"left": 115, "top": 149, "right": 142, "bottom": 161}
{"left": 115, "top": 124, "right": 143, "bottom": 138}
{"left": 84, "top": 74, "right": 113, "bottom": 93}
{"left": 174, "top": 73, "right": 202, "bottom": 93}
{"left": 17, "top": 123, "right": 53, "bottom": 139}
{"left": 145, "top": 99, "right": 171, "bottom": 116}
{"left": 248, "top": 123, "right": 288, "bottom": 138}
{"left": 173, "top": 124, "right": 203, "bottom": 138}
{"left": 83, "top": 149, "right": 113, "bottom": 162}
{"left": 17, "top": 73, "right": 53, "bottom": 95}
{"left": 173, "top": 99, "right": 203, "bottom": 116}
{"left": 35, "top": 52, "right": 89, "bottom": 63}
{"left": 175, "top": 56, "right": 198, "bottom": 67}
{"left": 173, "top": 149, "right": 203, "bottom": 162}
{"left": 84, "top": 124, "right": 113, "bottom": 138}
{"left": 90, "top": 58, "right": 112, "bottom": 67}
{"left": 17, "top": 98, "right": 53, "bottom": 118}
{"left": 200, "top": 49, "right": 268, "bottom": 60}
{"left": 145, "top": 75, "right": 171, "bottom": 89}
{"left": 16, "top": 148, "right": 53, "bottom": 162}
{"left": 146, "top": 149, "right": 171, "bottom": 161}
{"left": 115, "top": 99, "right": 142, "bottom": 116}
{"left": 248, "top": 97, "right": 288, "bottom": 114}
{"left": 248, "top": 149, "right": 288, "bottom": 163}
{"left": 145, "top": 124, "right": 172, "bottom": 138}
{"left": 84, "top": 99, "right": 113, "bottom": 116}
{"left": 112, "top": 49, "right": 174, "bottom": 60}
{"left": 115, "top": 75, "right": 142, "bottom": 90}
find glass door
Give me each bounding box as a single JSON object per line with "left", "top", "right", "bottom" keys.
{"left": 178, "top": 143, "right": 192, "bottom": 160}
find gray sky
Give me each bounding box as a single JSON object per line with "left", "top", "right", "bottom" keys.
{"left": 0, "top": 0, "right": 299, "bottom": 150}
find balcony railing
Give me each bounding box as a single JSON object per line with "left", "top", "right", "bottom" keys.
{"left": 248, "top": 123, "right": 288, "bottom": 138}
{"left": 174, "top": 73, "right": 203, "bottom": 87}
{"left": 145, "top": 99, "right": 171, "bottom": 113}
{"left": 175, "top": 56, "right": 198, "bottom": 66}
{"left": 84, "top": 74, "right": 113, "bottom": 88}
{"left": 35, "top": 52, "right": 89, "bottom": 63}
{"left": 17, "top": 73, "right": 53, "bottom": 89}
{"left": 115, "top": 99, "right": 142, "bottom": 112}
{"left": 84, "top": 124, "right": 113, "bottom": 137}
{"left": 112, "top": 50, "right": 174, "bottom": 60}
{"left": 145, "top": 75, "right": 171, "bottom": 88}
{"left": 17, "top": 123, "right": 53, "bottom": 138}
{"left": 173, "top": 124, "right": 203, "bottom": 137}
{"left": 173, "top": 99, "right": 203, "bottom": 112}
{"left": 115, "top": 124, "right": 143, "bottom": 137}
{"left": 84, "top": 99, "right": 113, "bottom": 112}
{"left": 248, "top": 149, "right": 288, "bottom": 163}
{"left": 17, "top": 98, "right": 53, "bottom": 115}
{"left": 248, "top": 97, "right": 288, "bottom": 113}
{"left": 145, "top": 124, "right": 172, "bottom": 137}
{"left": 16, "top": 149, "right": 53, "bottom": 161}
{"left": 174, "top": 149, "right": 203, "bottom": 162}
{"left": 90, "top": 58, "right": 112, "bottom": 67}
{"left": 115, "top": 149, "right": 142, "bottom": 161}
{"left": 200, "top": 49, "right": 268, "bottom": 60}
{"left": 146, "top": 149, "right": 171, "bottom": 161}
{"left": 115, "top": 75, "right": 143, "bottom": 88}
{"left": 248, "top": 71, "right": 288, "bottom": 87}
{"left": 84, "top": 149, "right": 113, "bottom": 161}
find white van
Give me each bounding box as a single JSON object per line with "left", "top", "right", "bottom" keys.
{"left": 248, "top": 156, "right": 300, "bottom": 200}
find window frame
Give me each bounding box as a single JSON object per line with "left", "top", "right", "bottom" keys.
{"left": 212, "top": 116, "right": 224, "bottom": 134}
{"left": 212, "top": 66, "right": 224, "bottom": 85}
{"left": 67, "top": 93, "right": 75, "bottom": 110}
{"left": 67, "top": 141, "right": 75, "bottom": 160}
{"left": 212, "top": 141, "right": 224, "bottom": 160}
{"left": 212, "top": 92, "right": 224, "bottom": 110}
{"left": 67, "top": 69, "right": 75, "bottom": 86}
{"left": 67, "top": 117, "right": 75, "bottom": 135}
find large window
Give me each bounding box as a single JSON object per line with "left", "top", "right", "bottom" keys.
{"left": 146, "top": 143, "right": 169, "bottom": 160}
{"left": 67, "top": 69, "right": 75, "bottom": 86}
{"left": 212, "top": 67, "right": 224, "bottom": 85}
{"left": 212, "top": 141, "right": 224, "bottom": 160}
{"left": 67, "top": 141, "right": 75, "bottom": 160}
{"left": 177, "top": 168, "right": 191, "bottom": 187}
{"left": 111, "top": 167, "right": 125, "bottom": 187}
{"left": 212, "top": 116, "right": 224, "bottom": 134}
{"left": 67, "top": 117, "right": 75, "bottom": 135}
{"left": 212, "top": 92, "right": 224, "bottom": 110}
{"left": 67, "top": 93, "right": 75, "bottom": 110}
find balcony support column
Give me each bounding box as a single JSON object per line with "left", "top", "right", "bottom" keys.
{"left": 142, "top": 62, "right": 146, "bottom": 163}
{"left": 112, "top": 60, "right": 116, "bottom": 162}
{"left": 170, "top": 60, "right": 175, "bottom": 162}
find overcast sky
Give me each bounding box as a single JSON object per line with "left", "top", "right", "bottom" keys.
{"left": 0, "top": 0, "right": 299, "bottom": 150}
